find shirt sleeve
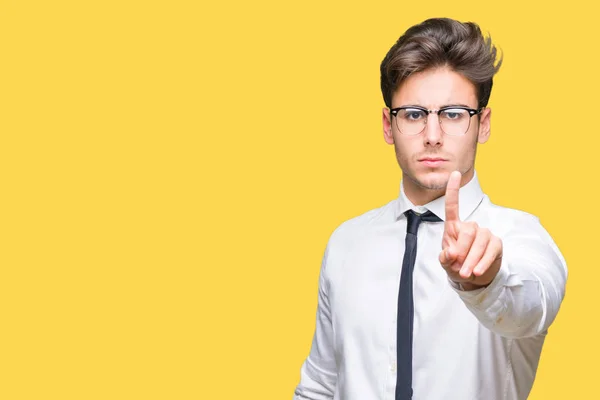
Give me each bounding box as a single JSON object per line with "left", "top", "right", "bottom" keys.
{"left": 293, "top": 245, "right": 338, "bottom": 400}
{"left": 449, "top": 214, "right": 568, "bottom": 339}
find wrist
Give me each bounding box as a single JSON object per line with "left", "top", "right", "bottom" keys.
{"left": 457, "top": 281, "right": 488, "bottom": 291}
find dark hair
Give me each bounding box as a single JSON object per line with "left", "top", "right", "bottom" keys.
{"left": 380, "top": 18, "right": 502, "bottom": 109}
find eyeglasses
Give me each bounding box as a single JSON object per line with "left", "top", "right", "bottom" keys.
{"left": 390, "top": 106, "right": 483, "bottom": 136}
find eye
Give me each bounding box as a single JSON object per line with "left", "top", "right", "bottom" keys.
{"left": 401, "top": 109, "right": 426, "bottom": 121}
{"left": 441, "top": 109, "right": 467, "bottom": 120}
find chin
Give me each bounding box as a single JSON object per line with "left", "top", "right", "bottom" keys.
{"left": 412, "top": 170, "right": 450, "bottom": 190}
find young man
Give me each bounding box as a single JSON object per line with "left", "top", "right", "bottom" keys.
{"left": 293, "top": 18, "right": 567, "bottom": 400}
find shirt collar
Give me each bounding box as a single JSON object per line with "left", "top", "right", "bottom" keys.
{"left": 396, "top": 171, "right": 485, "bottom": 221}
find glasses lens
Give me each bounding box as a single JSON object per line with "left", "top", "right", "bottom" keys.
{"left": 439, "top": 109, "right": 470, "bottom": 136}
{"left": 396, "top": 108, "right": 426, "bottom": 135}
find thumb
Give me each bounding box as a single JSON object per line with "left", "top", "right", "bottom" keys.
{"left": 439, "top": 246, "right": 458, "bottom": 268}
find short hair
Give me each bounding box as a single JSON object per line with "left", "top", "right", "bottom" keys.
{"left": 380, "top": 18, "right": 503, "bottom": 109}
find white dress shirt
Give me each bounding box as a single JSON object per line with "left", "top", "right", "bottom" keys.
{"left": 293, "top": 172, "right": 567, "bottom": 400}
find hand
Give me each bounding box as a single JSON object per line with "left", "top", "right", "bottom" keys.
{"left": 438, "top": 171, "right": 503, "bottom": 290}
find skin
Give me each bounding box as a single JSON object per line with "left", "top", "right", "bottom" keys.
{"left": 382, "top": 66, "right": 503, "bottom": 290}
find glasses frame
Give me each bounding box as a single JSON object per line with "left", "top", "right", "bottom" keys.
{"left": 389, "top": 105, "right": 483, "bottom": 136}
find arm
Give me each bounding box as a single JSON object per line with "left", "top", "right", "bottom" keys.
{"left": 450, "top": 215, "right": 568, "bottom": 338}
{"left": 293, "top": 246, "right": 338, "bottom": 400}
{"left": 439, "top": 171, "right": 567, "bottom": 338}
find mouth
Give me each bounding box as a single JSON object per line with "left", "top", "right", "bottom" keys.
{"left": 418, "top": 157, "right": 447, "bottom": 168}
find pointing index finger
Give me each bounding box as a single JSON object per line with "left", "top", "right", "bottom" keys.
{"left": 445, "top": 170, "right": 462, "bottom": 222}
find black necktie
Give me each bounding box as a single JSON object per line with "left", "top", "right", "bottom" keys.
{"left": 396, "top": 209, "right": 442, "bottom": 400}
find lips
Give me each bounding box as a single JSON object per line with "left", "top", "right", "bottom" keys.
{"left": 419, "top": 157, "right": 447, "bottom": 167}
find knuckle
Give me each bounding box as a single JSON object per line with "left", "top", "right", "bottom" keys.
{"left": 450, "top": 264, "right": 461, "bottom": 273}
{"left": 463, "top": 225, "right": 476, "bottom": 237}
{"left": 490, "top": 235, "right": 499, "bottom": 246}
{"left": 468, "top": 222, "right": 479, "bottom": 234}
{"left": 475, "top": 239, "right": 487, "bottom": 251}
{"left": 466, "top": 221, "right": 478, "bottom": 230}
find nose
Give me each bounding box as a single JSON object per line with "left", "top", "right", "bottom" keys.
{"left": 423, "top": 113, "right": 443, "bottom": 146}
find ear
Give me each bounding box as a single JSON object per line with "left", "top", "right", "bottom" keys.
{"left": 383, "top": 108, "right": 394, "bottom": 145}
{"left": 477, "top": 107, "right": 492, "bottom": 144}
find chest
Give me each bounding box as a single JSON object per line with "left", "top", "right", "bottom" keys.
{"left": 328, "top": 224, "right": 479, "bottom": 348}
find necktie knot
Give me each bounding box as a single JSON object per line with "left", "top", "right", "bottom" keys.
{"left": 404, "top": 210, "right": 442, "bottom": 235}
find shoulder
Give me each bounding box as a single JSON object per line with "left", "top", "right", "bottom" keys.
{"left": 325, "top": 199, "right": 397, "bottom": 254}
{"left": 477, "top": 196, "right": 568, "bottom": 276}
{"left": 318, "top": 199, "right": 397, "bottom": 282}
{"left": 479, "top": 195, "right": 541, "bottom": 227}
{"left": 477, "top": 196, "right": 561, "bottom": 250}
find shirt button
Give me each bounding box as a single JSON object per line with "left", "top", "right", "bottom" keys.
{"left": 390, "top": 362, "right": 397, "bottom": 372}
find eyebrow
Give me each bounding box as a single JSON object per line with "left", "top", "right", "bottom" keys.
{"left": 399, "top": 103, "right": 475, "bottom": 109}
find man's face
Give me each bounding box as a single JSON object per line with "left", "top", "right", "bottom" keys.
{"left": 382, "top": 67, "right": 491, "bottom": 203}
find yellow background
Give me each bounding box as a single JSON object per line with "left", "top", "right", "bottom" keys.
{"left": 0, "top": 0, "right": 596, "bottom": 398}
